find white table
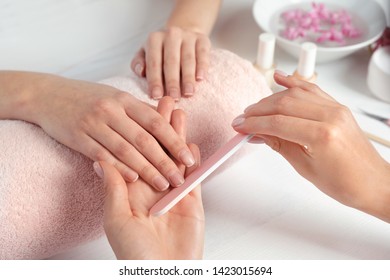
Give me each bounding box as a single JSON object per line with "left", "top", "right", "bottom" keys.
{"left": 1, "top": 0, "right": 390, "bottom": 259}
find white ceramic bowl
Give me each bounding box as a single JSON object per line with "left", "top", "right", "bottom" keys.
{"left": 253, "top": 0, "right": 387, "bottom": 63}
{"left": 367, "top": 46, "right": 390, "bottom": 103}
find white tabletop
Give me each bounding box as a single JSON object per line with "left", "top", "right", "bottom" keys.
{"left": 1, "top": 0, "right": 390, "bottom": 260}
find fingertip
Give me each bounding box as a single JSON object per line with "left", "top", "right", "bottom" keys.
{"left": 183, "top": 83, "right": 194, "bottom": 97}
{"left": 188, "top": 143, "right": 201, "bottom": 166}
{"left": 196, "top": 69, "right": 205, "bottom": 81}
{"left": 179, "top": 149, "right": 196, "bottom": 167}
{"left": 124, "top": 170, "right": 139, "bottom": 183}
{"left": 231, "top": 115, "right": 245, "bottom": 128}
{"left": 93, "top": 161, "right": 104, "bottom": 179}
{"left": 150, "top": 86, "right": 163, "bottom": 100}
{"left": 168, "top": 88, "right": 181, "bottom": 101}
{"left": 134, "top": 63, "right": 144, "bottom": 77}
{"left": 274, "top": 69, "right": 288, "bottom": 78}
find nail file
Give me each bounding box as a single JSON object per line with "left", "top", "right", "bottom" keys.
{"left": 150, "top": 133, "right": 253, "bottom": 216}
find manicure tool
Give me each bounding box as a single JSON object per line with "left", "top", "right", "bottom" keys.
{"left": 150, "top": 133, "right": 253, "bottom": 216}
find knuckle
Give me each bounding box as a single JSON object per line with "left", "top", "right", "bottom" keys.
{"left": 134, "top": 131, "right": 152, "bottom": 151}
{"left": 318, "top": 124, "right": 339, "bottom": 144}
{"left": 148, "top": 58, "right": 161, "bottom": 70}
{"left": 197, "top": 45, "right": 209, "bottom": 55}
{"left": 333, "top": 105, "right": 351, "bottom": 123}
{"left": 138, "top": 163, "right": 156, "bottom": 179}
{"left": 165, "top": 78, "right": 179, "bottom": 88}
{"left": 288, "top": 87, "right": 301, "bottom": 97}
{"left": 166, "top": 26, "right": 181, "bottom": 37}
{"left": 182, "top": 52, "right": 195, "bottom": 63}
{"left": 94, "top": 98, "right": 113, "bottom": 115}
{"left": 164, "top": 55, "right": 180, "bottom": 65}
{"left": 306, "top": 83, "right": 319, "bottom": 93}
{"left": 182, "top": 74, "right": 194, "bottom": 83}
{"left": 198, "top": 35, "right": 211, "bottom": 47}
{"left": 113, "top": 141, "right": 132, "bottom": 159}
{"left": 94, "top": 148, "right": 109, "bottom": 162}
{"left": 268, "top": 115, "right": 284, "bottom": 129}
{"left": 156, "top": 157, "right": 174, "bottom": 172}
{"left": 147, "top": 32, "right": 161, "bottom": 44}
{"left": 113, "top": 91, "right": 130, "bottom": 103}
{"left": 274, "top": 95, "right": 292, "bottom": 111}
{"left": 149, "top": 116, "right": 165, "bottom": 133}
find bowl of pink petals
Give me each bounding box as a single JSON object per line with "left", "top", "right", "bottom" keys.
{"left": 253, "top": 0, "right": 387, "bottom": 62}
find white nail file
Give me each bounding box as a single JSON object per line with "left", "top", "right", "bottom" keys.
{"left": 150, "top": 133, "right": 253, "bottom": 216}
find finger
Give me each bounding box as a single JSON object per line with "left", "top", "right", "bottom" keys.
{"left": 157, "top": 96, "right": 176, "bottom": 122}
{"left": 91, "top": 122, "right": 182, "bottom": 191}
{"left": 232, "top": 114, "right": 325, "bottom": 149}
{"left": 180, "top": 38, "right": 196, "bottom": 97}
{"left": 274, "top": 71, "right": 335, "bottom": 101}
{"left": 80, "top": 134, "right": 139, "bottom": 182}
{"left": 170, "top": 108, "right": 187, "bottom": 177}
{"left": 125, "top": 100, "right": 196, "bottom": 168}
{"left": 97, "top": 161, "right": 132, "bottom": 219}
{"left": 185, "top": 143, "right": 202, "bottom": 200}
{"left": 195, "top": 35, "right": 211, "bottom": 81}
{"left": 260, "top": 135, "right": 312, "bottom": 178}
{"left": 131, "top": 48, "right": 146, "bottom": 77}
{"left": 244, "top": 90, "right": 335, "bottom": 122}
{"left": 145, "top": 32, "right": 164, "bottom": 100}
{"left": 163, "top": 28, "right": 183, "bottom": 100}
{"left": 185, "top": 143, "right": 201, "bottom": 176}
{"left": 171, "top": 109, "right": 187, "bottom": 142}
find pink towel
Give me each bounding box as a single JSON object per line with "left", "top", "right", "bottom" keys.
{"left": 0, "top": 49, "right": 271, "bottom": 259}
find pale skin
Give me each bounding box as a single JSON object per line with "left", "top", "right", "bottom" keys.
{"left": 131, "top": 0, "right": 221, "bottom": 100}
{"left": 97, "top": 97, "right": 204, "bottom": 260}
{"left": 0, "top": 71, "right": 195, "bottom": 191}
{"left": 232, "top": 71, "right": 390, "bottom": 223}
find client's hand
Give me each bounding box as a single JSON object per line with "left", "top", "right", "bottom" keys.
{"left": 29, "top": 74, "right": 195, "bottom": 191}
{"left": 131, "top": 27, "right": 210, "bottom": 100}
{"left": 97, "top": 97, "right": 204, "bottom": 259}
{"left": 232, "top": 71, "right": 390, "bottom": 222}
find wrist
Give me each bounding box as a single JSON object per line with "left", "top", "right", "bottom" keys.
{"left": 164, "top": 23, "right": 206, "bottom": 35}
{"left": 0, "top": 71, "right": 63, "bottom": 125}
{"left": 357, "top": 160, "right": 390, "bottom": 223}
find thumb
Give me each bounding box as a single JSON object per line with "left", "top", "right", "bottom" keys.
{"left": 94, "top": 161, "right": 132, "bottom": 219}
{"left": 131, "top": 48, "right": 146, "bottom": 77}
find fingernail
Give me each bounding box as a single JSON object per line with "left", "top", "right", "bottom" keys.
{"left": 231, "top": 116, "right": 245, "bottom": 127}
{"left": 169, "top": 171, "right": 185, "bottom": 187}
{"left": 275, "top": 70, "right": 288, "bottom": 77}
{"left": 153, "top": 175, "right": 170, "bottom": 191}
{"left": 134, "top": 63, "right": 143, "bottom": 76}
{"left": 196, "top": 70, "right": 205, "bottom": 81}
{"left": 151, "top": 87, "right": 163, "bottom": 100}
{"left": 249, "top": 137, "right": 265, "bottom": 144}
{"left": 183, "top": 83, "right": 194, "bottom": 96}
{"left": 169, "top": 88, "right": 180, "bottom": 101}
{"left": 179, "top": 149, "right": 195, "bottom": 167}
{"left": 125, "top": 170, "right": 139, "bottom": 183}
{"left": 244, "top": 104, "right": 256, "bottom": 113}
{"left": 93, "top": 162, "right": 104, "bottom": 178}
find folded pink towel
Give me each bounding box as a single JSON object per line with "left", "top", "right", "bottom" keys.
{"left": 0, "top": 49, "right": 271, "bottom": 259}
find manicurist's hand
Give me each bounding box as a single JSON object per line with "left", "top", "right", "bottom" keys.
{"left": 0, "top": 71, "right": 195, "bottom": 191}
{"left": 97, "top": 97, "right": 204, "bottom": 259}
{"left": 232, "top": 71, "right": 390, "bottom": 222}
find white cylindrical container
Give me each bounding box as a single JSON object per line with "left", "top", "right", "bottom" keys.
{"left": 367, "top": 46, "right": 390, "bottom": 103}
{"left": 254, "top": 33, "right": 276, "bottom": 87}
{"left": 297, "top": 42, "right": 317, "bottom": 79}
